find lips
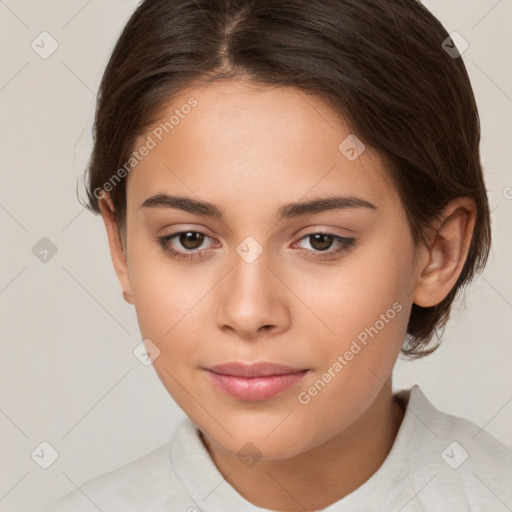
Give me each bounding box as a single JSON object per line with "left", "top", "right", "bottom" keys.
{"left": 204, "top": 362, "right": 309, "bottom": 401}
{"left": 207, "top": 362, "right": 306, "bottom": 377}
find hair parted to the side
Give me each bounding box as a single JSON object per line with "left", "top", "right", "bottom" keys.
{"left": 79, "top": 0, "right": 491, "bottom": 359}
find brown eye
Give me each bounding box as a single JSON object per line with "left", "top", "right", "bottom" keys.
{"left": 308, "top": 233, "right": 335, "bottom": 251}
{"left": 293, "top": 232, "right": 356, "bottom": 261}
{"left": 157, "top": 229, "right": 217, "bottom": 261}
{"left": 179, "top": 231, "right": 205, "bottom": 250}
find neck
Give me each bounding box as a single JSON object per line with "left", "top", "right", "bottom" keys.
{"left": 200, "top": 379, "right": 406, "bottom": 511}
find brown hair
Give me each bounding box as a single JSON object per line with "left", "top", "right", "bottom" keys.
{"left": 80, "top": 0, "right": 491, "bottom": 359}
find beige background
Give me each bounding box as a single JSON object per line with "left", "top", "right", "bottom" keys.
{"left": 0, "top": 1, "right": 511, "bottom": 510}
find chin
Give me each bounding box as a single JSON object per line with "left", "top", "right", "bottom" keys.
{"left": 195, "top": 413, "right": 318, "bottom": 461}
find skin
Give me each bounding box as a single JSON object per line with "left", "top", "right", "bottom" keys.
{"left": 98, "top": 79, "right": 476, "bottom": 511}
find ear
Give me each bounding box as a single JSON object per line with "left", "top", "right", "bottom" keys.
{"left": 98, "top": 193, "right": 134, "bottom": 305}
{"left": 412, "top": 197, "right": 477, "bottom": 308}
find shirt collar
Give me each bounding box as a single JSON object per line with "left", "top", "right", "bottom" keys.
{"left": 168, "top": 385, "right": 430, "bottom": 511}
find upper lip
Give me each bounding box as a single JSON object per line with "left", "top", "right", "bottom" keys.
{"left": 205, "top": 362, "right": 308, "bottom": 378}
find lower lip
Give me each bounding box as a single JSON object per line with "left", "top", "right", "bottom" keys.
{"left": 206, "top": 370, "right": 309, "bottom": 401}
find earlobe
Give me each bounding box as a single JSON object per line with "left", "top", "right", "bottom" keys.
{"left": 412, "top": 198, "right": 476, "bottom": 308}
{"left": 98, "top": 194, "right": 134, "bottom": 305}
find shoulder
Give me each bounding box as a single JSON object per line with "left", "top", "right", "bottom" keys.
{"left": 405, "top": 385, "right": 512, "bottom": 466}
{"left": 43, "top": 421, "right": 194, "bottom": 512}
{"left": 400, "top": 385, "right": 512, "bottom": 509}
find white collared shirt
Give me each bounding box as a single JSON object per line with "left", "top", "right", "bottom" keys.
{"left": 43, "top": 385, "right": 512, "bottom": 511}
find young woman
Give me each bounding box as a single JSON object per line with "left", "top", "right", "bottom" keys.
{"left": 46, "top": 0, "right": 512, "bottom": 510}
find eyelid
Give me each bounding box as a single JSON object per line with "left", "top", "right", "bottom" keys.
{"left": 294, "top": 225, "right": 354, "bottom": 238}
{"left": 160, "top": 229, "right": 219, "bottom": 248}
{"left": 157, "top": 227, "right": 356, "bottom": 262}
{"left": 158, "top": 224, "right": 215, "bottom": 237}
{"left": 159, "top": 225, "right": 351, "bottom": 246}
{"left": 292, "top": 232, "right": 355, "bottom": 255}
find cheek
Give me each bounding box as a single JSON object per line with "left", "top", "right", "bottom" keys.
{"left": 131, "top": 271, "right": 207, "bottom": 347}
{"left": 126, "top": 238, "right": 203, "bottom": 349}
{"left": 304, "top": 250, "right": 409, "bottom": 335}
{"left": 299, "top": 237, "right": 413, "bottom": 378}
{"left": 129, "top": 263, "right": 206, "bottom": 403}
{"left": 294, "top": 269, "right": 408, "bottom": 440}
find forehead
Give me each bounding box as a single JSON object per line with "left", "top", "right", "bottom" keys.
{"left": 127, "top": 80, "right": 398, "bottom": 216}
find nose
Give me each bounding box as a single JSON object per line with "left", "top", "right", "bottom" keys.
{"left": 214, "top": 245, "right": 290, "bottom": 340}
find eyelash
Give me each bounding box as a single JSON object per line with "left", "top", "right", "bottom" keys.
{"left": 156, "top": 230, "right": 356, "bottom": 261}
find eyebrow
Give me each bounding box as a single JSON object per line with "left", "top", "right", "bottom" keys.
{"left": 139, "top": 193, "right": 378, "bottom": 220}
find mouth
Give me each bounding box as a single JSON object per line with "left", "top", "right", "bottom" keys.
{"left": 204, "top": 362, "right": 310, "bottom": 401}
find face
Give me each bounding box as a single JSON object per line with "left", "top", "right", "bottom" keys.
{"left": 102, "top": 80, "right": 421, "bottom": 459}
